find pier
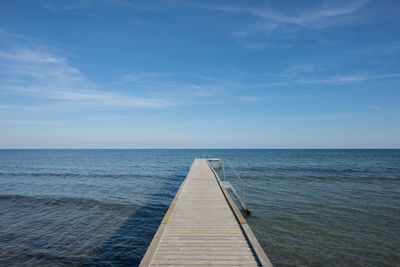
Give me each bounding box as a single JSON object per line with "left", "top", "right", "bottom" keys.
{"left": 140, "top": 158, "right": 273, "bottom": 266}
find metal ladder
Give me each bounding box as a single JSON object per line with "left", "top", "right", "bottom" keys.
{"left": 214, "top": 159, "right": 252, "bottom": 215}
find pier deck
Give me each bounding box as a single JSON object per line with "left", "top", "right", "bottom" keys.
{"left": 140, "top": 158, "right": 272, "bottom": 266}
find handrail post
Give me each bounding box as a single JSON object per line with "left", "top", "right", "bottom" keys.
{"left": 242, "top": 183, "right": 244, "bottom": 202}
{"left": 222, "top": 160, "right": 226, "bottom": 181}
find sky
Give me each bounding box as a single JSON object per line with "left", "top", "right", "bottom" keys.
{"left": 0, "top": 0, "right": 399, "bottom": 148}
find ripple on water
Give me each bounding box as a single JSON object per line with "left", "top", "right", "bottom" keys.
{"left": 0, "top": 149, "right": 399, "bottom": 266}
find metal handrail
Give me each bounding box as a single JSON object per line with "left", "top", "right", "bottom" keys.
{"left": 221, "top": 159, "right": 245, "bottom": 203}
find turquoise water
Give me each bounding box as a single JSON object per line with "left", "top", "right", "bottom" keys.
{"left": 0, "top": 149, "right": 399, "bottom": 266}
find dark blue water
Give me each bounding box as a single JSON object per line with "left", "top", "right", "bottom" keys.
{"left": 0, "top": 150, "right": 399, "bottom": 266}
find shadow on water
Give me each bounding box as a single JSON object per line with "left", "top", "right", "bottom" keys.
{"left": 85, "top": 166, "right": 188, "bottom": 267}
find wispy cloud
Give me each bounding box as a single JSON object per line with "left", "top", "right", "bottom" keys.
{"left": 236, "top": 96, "right": 263, "bottom": 102}
{"left": 191, "top": 0, "right": 370, "bottom": 28}
{"left": 255, "top": 111, "right": 393, "bottom": 122}
{"left": 286, "top": 64, "right": 317, "bottom": 74}
{"left": 0, "top": 119, "right": 63, "bottom": 125}
{"left": 253, "top": 1, "right": 370, "bottom": 28}
{"left": 232, "top": 31, "right": 272, "bottom": 50}
{"left": 0, "top": 44, "right": 263, "bottom": 110}
{"left": 40, "top": 0, "right": 95, "bottom": 12}
{"left": 183, "top": 0, "right": 371, "bottom": 48}
{"left": 51, "top": 90, "right": 170, "bottom": 108}
{"left": 119, "top": 72, "right": 172, "bottom": 83}
{"left": 0, "top": 105, "right": 26, "bottom": 110}
{"left": 113, "top": 72, "right": 236, "bottom": 101}
{"left": 297, "top": 73, "right": 400, "bottom": 84}
{"left": 0, "top": 49, "right": 65, "bottom": 64}
{"left": 39, "top": 1, "right": 373, "bottom": 49}
{"left": 0, "top": 47, "right": 171, "bottom": 109}
{"left": 40, "top": 0, "right": 165, "bottom": 12}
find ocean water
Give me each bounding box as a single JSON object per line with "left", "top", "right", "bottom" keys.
{"left": 0, "top": 149, "right": 399, "bottom": 266}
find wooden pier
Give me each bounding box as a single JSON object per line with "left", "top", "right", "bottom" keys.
{"left": 140, "top": 158, "right": 272, "bottom": 266}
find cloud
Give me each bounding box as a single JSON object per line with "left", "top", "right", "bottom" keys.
{"left": 232, "top": 31, "right": 272, "bottom": 49}
{"left": 194, "top": 0, "right": 370, "bottom": 28}
{"left": 0, "top": 105, "right": 25, "bottom": 109}
{"left": 0, "top": 119, "right": 63, "bottom": 125}
{"left": 40, "top": 0, "right": 165, "bottom": 12}
{"left": 36, "top": 1, "right": 375, "bottom": 50}
{"left": 119, "top": 72, "right": 172, "bottom": 83}
{"left": 286, "top": 64, "right": 317, "bottom": 74}
{"left": 183, "top": 0, "right": 371, "bottom": 48}
{"left": 297, "top": 73, "right": 400, "bottom": 84}
{"left": 0, "top": 44, "right": 253, "bottom": 110}
{"left": 114, "top": 72, "right": 236, "bottom": 101}
{"left": 0, "top": 47, "right": 170, "bottom": 108}
{"left": 254, "top": 0, "right": 370, "bottom": 27}
{"left": 0, "top": 49, "right": 65, "bottom": 64}
{"left": 51, "top": 90, "right": 170, "bottom": 108}
{"left": 236, "top": 96, "right": 263, "bottom": 102}
{"left": 40, "top": 0, "right": 95, "bottom": 12}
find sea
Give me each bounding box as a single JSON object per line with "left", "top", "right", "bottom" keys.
{"left": 0, "top": 149, "right": 399, "bottom": 266}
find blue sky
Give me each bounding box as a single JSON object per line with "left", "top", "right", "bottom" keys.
{"left": 0, "top": 0, "right": 399, "bottom": 148}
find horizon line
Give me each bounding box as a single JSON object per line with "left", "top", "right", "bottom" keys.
{"left": 0, "top": 148, "right": 399, "bottom": 150}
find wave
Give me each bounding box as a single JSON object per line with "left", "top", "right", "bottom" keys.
{"left": 232, "top": 166, "right": 400, "bottom": 180}
{"left": 240, "top": 165, "right": 399, "bottom": 174}
{"left": 0, "top": 172, "right": 165, "bottom": 180}
{"left": 0, "top": 194, "right": 138, "bottom": 210}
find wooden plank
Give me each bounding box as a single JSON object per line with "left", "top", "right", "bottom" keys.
{"left": 140, "top": 158, "right": 273, "bottom": 267}
{"left": 208, "top": 161, "right": 273, "bottom": 267}
{"left": 150, "top": 259, "right": 258, "bottom": 265}
{"left": 139, "top": 162, "right": 194, "bottom": 266}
